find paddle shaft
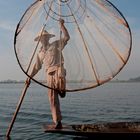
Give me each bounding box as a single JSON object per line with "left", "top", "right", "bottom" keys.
{"left": 6, "top": 79, "right": 30, "bottom": 137}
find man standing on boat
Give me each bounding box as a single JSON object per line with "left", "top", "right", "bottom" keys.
{"left": 27, "top": 19, "right": 70, "bottom": 129}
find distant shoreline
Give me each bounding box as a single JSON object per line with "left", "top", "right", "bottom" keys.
{"left": 1, "top": 76, "right": 140, "bottom": 84}
{"left": 0, "top": 80, "right": 140, "bottom": 84}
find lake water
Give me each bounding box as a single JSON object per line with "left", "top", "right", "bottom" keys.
{"left": 0, "top": 82, "right": 140, "bottom": 139}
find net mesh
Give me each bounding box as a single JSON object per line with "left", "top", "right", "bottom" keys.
{"left": 14, "top": 0, "right": 132, "bottom": 92}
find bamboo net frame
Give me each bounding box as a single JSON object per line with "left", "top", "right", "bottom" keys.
{"left": 14, "top": 0, "right": 132, "bottom": 92}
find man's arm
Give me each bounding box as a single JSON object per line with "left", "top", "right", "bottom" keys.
{"left": 59, "top": 19, "right": 70, "bottom": 43}
{"left": 26, "top": 52, "right": 44, "bottom": 85}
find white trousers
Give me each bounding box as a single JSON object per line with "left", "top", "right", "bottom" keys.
{"left": 48, "top": 86, "right": 62, "bottom": 124}
{"left": 47, "top": 68, "right": 62, "bottom": 124}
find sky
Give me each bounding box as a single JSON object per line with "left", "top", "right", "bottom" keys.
{"left": 0, "top": 0, "right": 140, "bottom": 81}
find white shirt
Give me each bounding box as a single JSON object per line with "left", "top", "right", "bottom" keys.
{"left": 30, "top": 38, "right": 67, "bottom": 77}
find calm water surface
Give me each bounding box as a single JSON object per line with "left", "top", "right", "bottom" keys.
{"left": 0, "top": 82, "right": 140, "bottom": 139}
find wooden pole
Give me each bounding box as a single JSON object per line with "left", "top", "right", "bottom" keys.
{"left": 6, "top": 24, "right": 46, "bottom": 138}
{"left": 6, "top": 78, "right": 30, "bottom": 138}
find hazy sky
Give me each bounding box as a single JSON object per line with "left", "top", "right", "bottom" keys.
{"left": 0, "top": 0, "right": 140, "bottom": 81}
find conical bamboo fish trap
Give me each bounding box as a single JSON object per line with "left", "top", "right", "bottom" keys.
{"left": 14, "top": 0, "right": 132, "bottom": 92}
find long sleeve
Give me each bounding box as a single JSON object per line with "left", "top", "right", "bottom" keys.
{"left": 29, "top": 51, "right": 45, "bottom": 78}
{"left": 61, "top": 22, "right": 70, "bottom": 43}
{"left": 52, "top": 23, "right": 70, "bottom": 50}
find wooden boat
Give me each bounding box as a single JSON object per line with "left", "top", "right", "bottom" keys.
{"left": 43, "top": 122, "right": 140, "bottom": 137}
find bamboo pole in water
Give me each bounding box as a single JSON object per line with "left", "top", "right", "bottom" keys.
{"left": 6, "top": 24, "right": 47, "bottom": 139}
{"left": 6, "top": 79, "right": 30, "bottom": 138}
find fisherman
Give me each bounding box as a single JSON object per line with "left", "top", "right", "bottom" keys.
{"left": 27, "top": 19, "right": 70, "bottom": 129}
